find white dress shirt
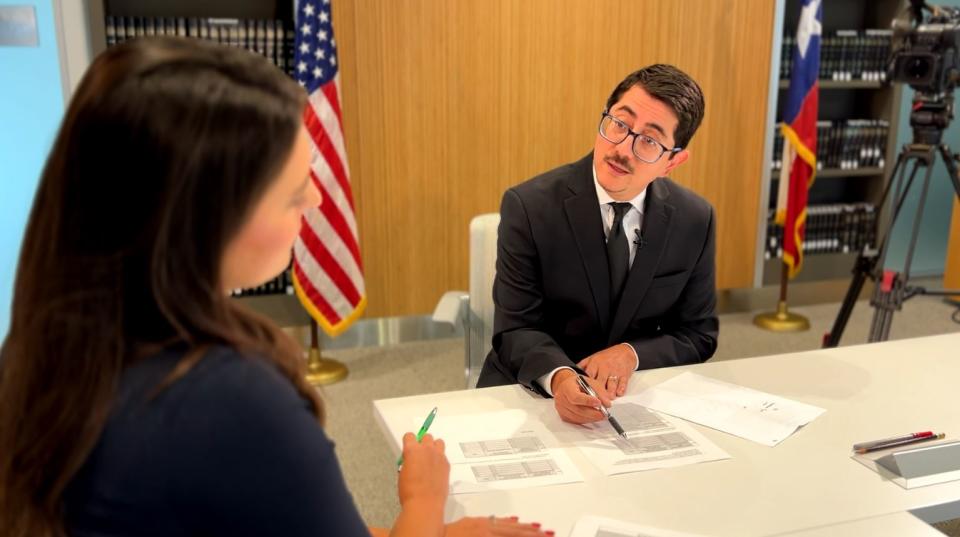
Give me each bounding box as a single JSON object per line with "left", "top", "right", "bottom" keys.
{"left": 536, "top": 166, "right": 645, "bottom": 395}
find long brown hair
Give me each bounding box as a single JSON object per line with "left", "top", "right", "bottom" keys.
{"left": 0, "top": 37, "right": 323, "bottom": 537}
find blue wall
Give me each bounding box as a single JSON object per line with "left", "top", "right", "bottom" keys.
{"left": 0, "top": 0, "right": 64, "bottom": 339}
{"left": 884, "top": 0, "right": 960, "bottom": 277}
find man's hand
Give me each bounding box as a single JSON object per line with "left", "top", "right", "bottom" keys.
{"left": 550, "top": 369, "right": 611, "bottom": 424}
{"left": 577, "top": 344, "right": 636, "bottom": 399}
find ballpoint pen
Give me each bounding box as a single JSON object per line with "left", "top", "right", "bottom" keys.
{"left": 575, "top": 375, "right": 628, "bottom": 440}
{"left": 854, "top": 432, "right": 945, "bottom": 454}
{"left": 396, "top": 406, "right": 438, "bottom": 469}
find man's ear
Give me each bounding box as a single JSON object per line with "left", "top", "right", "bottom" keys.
{"left": 662, "top": 149, "right": 690, "bottom": 175}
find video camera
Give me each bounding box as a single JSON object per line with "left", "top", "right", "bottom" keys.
{"left": 888, "top": 0, "right": 960, "bottom": 144}
{"left": 823, "top": 0, "right": 960, "bottom": 349}
{"left": 889, "top": 0, "right": 960, "bottom": 95}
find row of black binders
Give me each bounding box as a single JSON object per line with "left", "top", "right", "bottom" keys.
{"left": 764, "top": 203, "right": 878, "bottom": 260}
{"left": 231, "top": 269, "right": 295, "bottom": 298}
{"left": 771, "top": 119, "right": 889, "bottom": 172}
{"left": 104, "top": 15, "right": 297, "bottom": 76}
{"left": 780, "top": 29, "right": 892, "bottom": 82}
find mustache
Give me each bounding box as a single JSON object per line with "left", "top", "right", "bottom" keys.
{"left": 604, "top": 155, "right": 634, "bottom": 174}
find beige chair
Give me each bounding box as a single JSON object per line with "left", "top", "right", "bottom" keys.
{"left": 432, "top": 213, "right": 499, "bottom": 388}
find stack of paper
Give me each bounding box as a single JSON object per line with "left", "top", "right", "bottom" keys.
{"left": 564, "top": 402, "right": 730, "bottom": 475}
{"left": 406, "top": 372, "right": 823, "bottom": 495}
{"left": 419, "top": 409, "right": 583, "bottom": 494}
{"left": 626, "top": 372, "right": 825, "bottom": 446}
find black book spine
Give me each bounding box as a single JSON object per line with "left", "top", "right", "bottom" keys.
{"left": 284, "top": 20, "right": 296, "bottom": 77}
{"left": 105, "top": 16, "right": 117, "bottom": 47}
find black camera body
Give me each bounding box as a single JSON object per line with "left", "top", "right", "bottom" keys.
{"left": 888, "top": 1, "right": 960, "bottom": 144}
{"left": 888, "top": 1, "right": 960, "bottom": 95}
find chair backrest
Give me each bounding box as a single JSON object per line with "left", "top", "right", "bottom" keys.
{"left": 466, "top": 213, "right": 499, "bottom": 388}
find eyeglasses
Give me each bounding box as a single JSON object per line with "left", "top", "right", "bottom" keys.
{"left": 598, "top": 113, "right": 681, "bottom": 164}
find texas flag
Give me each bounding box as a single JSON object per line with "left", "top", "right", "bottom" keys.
{"left": 776, "top": 0, "right": 821, "bottom": 277}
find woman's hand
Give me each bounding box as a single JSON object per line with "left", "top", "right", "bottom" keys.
{"left": 393, "top": 435, "right": 552, "bottom": 537}
{"left": 397, "top": 432, "right": 450, "bottom": 509}
{"left": 445, "top": 516, "right": 553, "bottom": 536}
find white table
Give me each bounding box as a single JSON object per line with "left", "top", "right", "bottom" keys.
{"left": 373, "top": 333, "right": 960, "bottom": 536}
{"left": 771, "top": 512, "right": 944, "bottom": 536}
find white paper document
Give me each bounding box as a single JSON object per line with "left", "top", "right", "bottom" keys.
{"left": 570, "top": 515, "right": 712, "bottom": 537}
{"left": 568, "top": 402, "right": 729, "bottom": 475}
{"left": 627, "top": 372, "right": 825, "bottom": 446}
{"left": 415, "top": 409, "right": 583, "bottom": 494}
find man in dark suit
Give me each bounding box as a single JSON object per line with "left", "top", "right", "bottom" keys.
{"left": 477, "top": 64, "right": 717, "bottom": 425}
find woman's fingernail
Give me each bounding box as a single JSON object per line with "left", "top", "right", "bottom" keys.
{"left": 532, "top": 522, "right": 541, "bottom": 528}
{"left": 546, "top": 531, "right": 555, "bottom": 536}
{"left": 509, "top": 516, "right": 519, "bottom": 520}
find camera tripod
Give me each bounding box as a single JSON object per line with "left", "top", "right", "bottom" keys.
{"left": 823, "top": 99, "right": 960, "bottom": 348}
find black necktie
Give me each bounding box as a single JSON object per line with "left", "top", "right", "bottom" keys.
{"left": 606, "top": 202, "right": 632, "bottom": 305}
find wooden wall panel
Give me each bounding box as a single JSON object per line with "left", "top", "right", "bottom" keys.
{"left": 333, "top": 0, "right": 776, "bottom": 317}
{"left": 945, "top": 199, "right": 960, "bottom": 300}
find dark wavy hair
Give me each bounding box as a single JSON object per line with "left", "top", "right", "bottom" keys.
{"left": 605, "top": 64, "right": 705, "bottom": 150}
{"left": 0, "top": 37, "right": 321, "bottom": 537}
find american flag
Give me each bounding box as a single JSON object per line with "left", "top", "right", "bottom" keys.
{"left": 291, "top": 0, "right": 365, "bottom": 336}
{"left": 776, "top": 0, "right": 821, "bottom": 278}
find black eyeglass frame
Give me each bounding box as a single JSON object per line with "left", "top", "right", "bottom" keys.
{"left": 598, "top": 112, "right": 682, "bottom": 163}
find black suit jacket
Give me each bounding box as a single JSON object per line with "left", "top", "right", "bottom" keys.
{"left": 477, "top": 153, "right": 718, "bottom": 396}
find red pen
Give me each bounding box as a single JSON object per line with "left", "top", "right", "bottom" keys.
{"left": 852, "top": 431, "right": 934, "bottom": 452}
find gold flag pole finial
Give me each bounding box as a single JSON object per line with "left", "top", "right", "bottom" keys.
{"left": 754, "top": 263, "right": 810, "bottom": 332}
{"left": 305, "top": 318, "right": 348, "bottom": 385}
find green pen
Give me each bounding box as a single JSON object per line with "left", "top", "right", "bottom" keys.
{"left": 396, "top": 406, "right": 438, "bottom": 469}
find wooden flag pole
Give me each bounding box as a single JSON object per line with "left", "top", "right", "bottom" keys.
{"left": 753, "top": 262, "right": 810, "bottom": 332}
{"left": 305, "top": 318, "right": 348, "bottom": 385}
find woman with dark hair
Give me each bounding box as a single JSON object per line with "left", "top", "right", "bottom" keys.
{"left": 0, "top": 38, "right": 548, "bottom": 537}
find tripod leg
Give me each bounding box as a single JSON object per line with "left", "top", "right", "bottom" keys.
{"left": 875, "top": 156, "right": 925, "bottom": 269}
{"left": 868, "top": 307, "right": 886, "bottom": 342}
{"left": 880, "top": 303, "right": 895, "bottom": 340}
{"left": 900, "top": 153, "right": 937, "bottom": 285}
{"left": 868, "top": 272, "right": 889, "bottom": 343}
{"left": 823, "top": 260, "right": 868, "bottom": 348}
{"left": 878, "top": 278, "right": 899, "bottom": 342}
{"left": 868, "top": 153, "right": 936, "bottom": 343}
{"left": 872, "top": 291, "right": 892, "bottom": 342}
{"left": 823, "top": 151, "right": 907, "bottom": 348}
{"left": 939, "top": 144, "right": 960, "bottom": 202}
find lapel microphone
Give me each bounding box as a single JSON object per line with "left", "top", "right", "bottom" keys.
{"left": 633, "top": 228, "right": 646, "bottom": 250}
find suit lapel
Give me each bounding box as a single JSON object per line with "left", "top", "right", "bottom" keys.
{"left": 608, "top": 179, "right": 674, "bottom": 344}
{"left": 562, "top": 155, "right": 611, "bottom": 332}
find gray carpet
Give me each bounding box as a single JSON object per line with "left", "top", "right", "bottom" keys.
{"left": 317, "top": 296, "right": 960, "bottom": 533}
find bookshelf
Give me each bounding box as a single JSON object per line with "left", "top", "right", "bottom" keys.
{"left": 817, "top": 167, "right": 884, "bottom": 178}
{"left": 90, "top": 0, "right": 307, "bottom": 319}
{"left": 758, "top": 0, "right": 905, "bottom": 286}
{"left": 778, "top": 80, "right": 883, "bottom": 90}
{"left": 235, "top": 293, "right": 310, "bottom": 328}
{"left": 100, "top": 0, "right": 292, "bottom": 23}
{"left": 762, "top": 252, "right": 861, "bottom": 284}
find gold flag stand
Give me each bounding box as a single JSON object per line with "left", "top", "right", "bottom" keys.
{"left": 754, "top": 263, "right": 810, "bottom": 332}
{"left": 305, "top": 318, "right": 348, "bottom": 385}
